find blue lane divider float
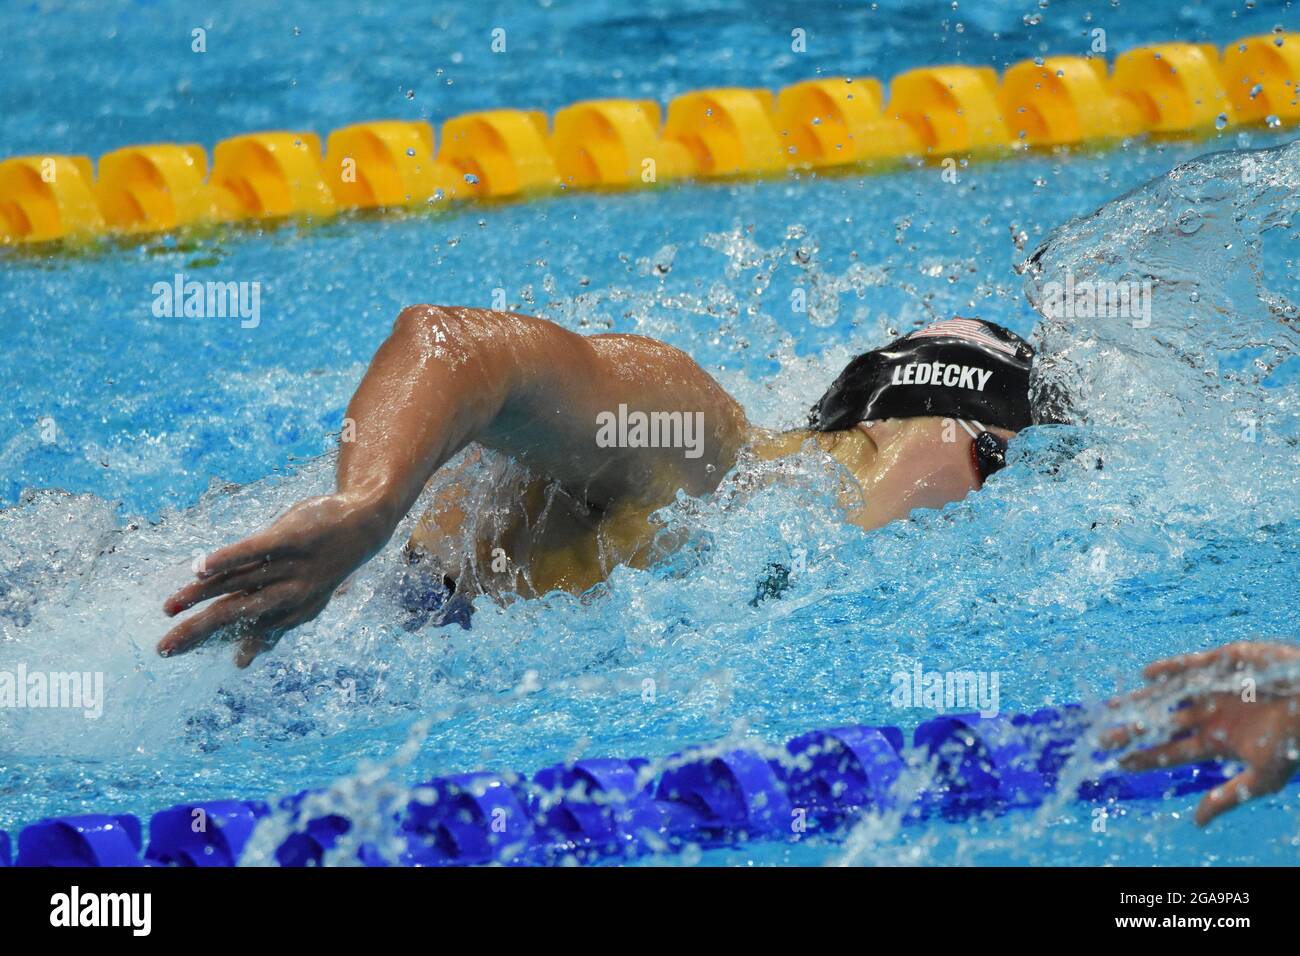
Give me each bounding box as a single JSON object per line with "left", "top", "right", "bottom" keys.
{"left": 15, "top": 814, "right": 142, "bottom": 867}
{"left": 6, "top": 704, "right": 1269, "bottom": 867}
{"left": 145, "top": 800, "right": 270, "bottom": 867}
{"left": 273, "top": 791, "right": 353, "bottom": 867}
{"left": 531, "top": 758, "right": 663, "bottom": 861}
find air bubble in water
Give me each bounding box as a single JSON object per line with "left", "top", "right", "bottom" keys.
{"left": 653, "top": 244, "right": 676, "bottom": 274}
{"left": 1176, "top": 209, "right": 1203, "bottom": 235}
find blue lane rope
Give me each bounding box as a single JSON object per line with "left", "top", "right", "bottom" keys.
{"left": 0, "top": 705, "right": 1256, "bottom": 867}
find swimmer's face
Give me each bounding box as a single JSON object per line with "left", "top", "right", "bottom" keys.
{"left": 844, "top": 417, "right": 1014, "bottom": 530}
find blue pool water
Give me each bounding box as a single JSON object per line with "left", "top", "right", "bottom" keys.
{"left": 1, "top": 0, "right": 1299, "bottom": 865}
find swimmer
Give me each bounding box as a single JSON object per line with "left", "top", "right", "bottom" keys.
{"left": 1106, "top": 641, "right": 1300, "bottom": 825}
{"left": 159, "top": 307, "right": 1040, "bottom": 665}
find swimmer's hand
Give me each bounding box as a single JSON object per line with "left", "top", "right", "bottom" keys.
{"left": 158, "top": 493, "right": 388, "bottom": 667}
{"left": 1104, "top": 641, "right": 1300, "bottom": 826}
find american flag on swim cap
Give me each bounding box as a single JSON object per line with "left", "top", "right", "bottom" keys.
{"left": 906, "top": 317, "right": 1019, "bottom": 357}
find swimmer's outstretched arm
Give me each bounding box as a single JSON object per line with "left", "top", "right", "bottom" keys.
{"left": 1104, "top": 641, "right": 1300, "bottom": 825}
{"left": 158, "top": 305, "right": 747, "bottom": 666}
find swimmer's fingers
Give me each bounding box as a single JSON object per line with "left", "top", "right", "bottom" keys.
{"left": 196, "top": 530, "right": 300, "bottom": 581}
{"left": 1100, "top": 721, "right": 1144, "bottom": 750}
{"left": 1100, "top": 698, "right": 1194, "bottom": 747}
{"left": 1119, "top": 731, "right": 1215, "bottom": 772}
{"left": 1141, "top": 641, "right": 1299, "bottom": 682}
{"left": 163, "top": 562, "right": 289, "bottom": 616}
{"left": 1103, "top": 683, "right": 1163, "bottom": 714}
{"left": 157, "top": 587, "right": 289, "bottom": 658}
{"left": 1195, "top": 767, "right": 1282, "bottom": 826}
{"left": 1141, "top": 648, "right": 1226, "bottom": 681}
{"left": 234, "top": 635, "right": 269, "bottom": 670}
{"left": 233, "top": 593, "right": 329, "bottom": 669}
{"left": 234, "top": 627, "right": 289, "bottom": 670}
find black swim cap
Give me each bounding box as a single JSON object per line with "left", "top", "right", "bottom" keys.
{"left": 809, "top": 318, "right": 1035, "bottom": 432}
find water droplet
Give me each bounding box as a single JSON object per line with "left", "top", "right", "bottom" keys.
{"left": 1189, "top": 290, "right": 1201, "bottom": 303}
{"left": 463, "top": 173, "right": 479, "bottom": 185}
{"left": 1215, "top": 113, "right": 1229, "bottom": 130}
{"left": 406, "top": 147, "right": 416, "bottom": 157}
{"left": 406, "top": 89, "right": 416, "bottom": 100}
{"left": 1266, "top": 114, "right": 1281, "bottom": 128}
{"left": 1176, "top": 209, "right": 1203, "bottom": 235}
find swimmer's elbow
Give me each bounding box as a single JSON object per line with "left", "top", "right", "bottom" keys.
{"left": 389, "top": 305, "right": 509, "bottom": 367}
{"left": 390, "top": 305, "right": 581, "bottom": 408}
{"left": 392, "top": 304, "right": 477, "bottom": 341}
{"left": 393, "top": 304, "right": 542, "bottom": 350}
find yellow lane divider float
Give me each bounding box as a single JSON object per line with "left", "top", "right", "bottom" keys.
{"left": 777, "top": 77, "right": 920, "bottom": 165}
{"left": 1111, "top": 43, "right": 1233, "bottom": 132}
{"left": 552, "top": 99, "right": 692, "bottom": 186}
{"left": 323, "top": 120, "right": 453, "bottom": 208}
{"left": 210, "top": 132, "right": 337, "bottom": 220}
{"left": 0, "top": 155, "right": 102, "bottom": 242}
{"left": 999, "top": 58, "right": 1143, "bottom": 146}
{"left": 1, "top": 33, "right": 1296, "bottom": 245}
{"left": 95, "top": 144, "right": 215, "bottom": 233}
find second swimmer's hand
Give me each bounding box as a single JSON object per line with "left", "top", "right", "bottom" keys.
{"left": 1104, "top": 641, "right": 1300, "bottom": 826}
{"left": 158, "top": 493, "right": 391, "bottom": 667}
